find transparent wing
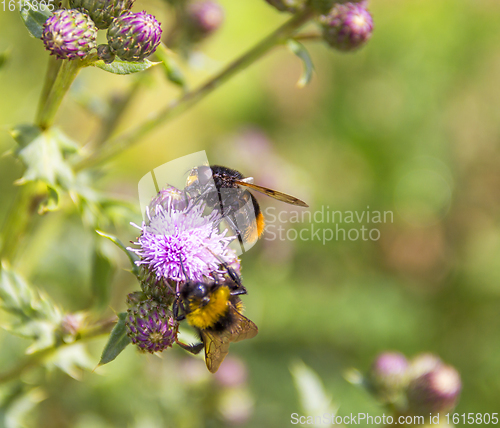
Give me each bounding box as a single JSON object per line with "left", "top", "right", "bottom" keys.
{"left": 235, "top": 181, "right": 309, "bottom": 207}
{"left": 202, "top": 307, "right": 258, "bottom": 373}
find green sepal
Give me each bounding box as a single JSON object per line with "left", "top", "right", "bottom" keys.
{"left": 98, "top": 312, "right": 131, "bottom": 366}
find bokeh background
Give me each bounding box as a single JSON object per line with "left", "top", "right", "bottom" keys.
{"left": 1, "top": 0, "right": 500, "bottom": 426}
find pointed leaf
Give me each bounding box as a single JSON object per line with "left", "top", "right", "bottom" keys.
{"left": 91, "top": 59, "right": 159, "bottom": 75}
{"left": 290, "top": 360, "right": 337, "bottom": 415}
{"left": 287, "top": 39, "right": 315, "bottom": 88}
{"left": 45, "top": 343, "right": 95, "bottom": 380}
{"left": 11, "top": 125, "right": 76, "bottom": 190}
{"left": 20, "top": 0, "right": 53, "bottom": 39}
{"left": 155, "top": 44, "right": 186, "bottom": 89}
{"left": 96, "top": 230, "right": 139, "bottom": 277}
{"left": 91, "top": 241, "right": 115, "bottom": 312}
{"left": 98, "top": 313, "right": 131, "bottom": 366}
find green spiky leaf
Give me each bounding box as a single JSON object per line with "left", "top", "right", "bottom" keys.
{"left": 20, "top": 0, "right": 53, "bottom": 39}
{"left": 98, "top": 313, "right": 131, "bottom": 366}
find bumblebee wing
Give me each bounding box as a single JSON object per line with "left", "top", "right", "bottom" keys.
{"left": 234, "top": 181, "right": 309, "bottom": 207}
{"left": 228, "top": 308, "right": 259, "bottom": 343}
{"left": 201, "top": 330, "right": 231, "bottom": 374}
{"left": 201, "top": 308, "right": 258, "bottom": 373}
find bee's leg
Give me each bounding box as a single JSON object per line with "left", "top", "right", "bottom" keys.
{"left": 222, "top": 214, "right": 245, "bottom": 250}
{"left": 173, "top": 295, "right": 187, "bottom": 321}
{"left": 176, "top": 339, "right": 204, "bottom": 355}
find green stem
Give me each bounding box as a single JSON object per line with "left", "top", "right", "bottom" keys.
{"left": 0, "top": 316, "right": 117, "bottom": 384}
{"left": 0, "top": 183, "right": 47, "bottom": 263}
{"left": 35, "top": 59, "right": 83, "bottom": 130}
{"left": 75, "top": 8, "right": 316, "bottom": 171}
{"left": 36, "top": 56, "right": 62, "bottom": 121}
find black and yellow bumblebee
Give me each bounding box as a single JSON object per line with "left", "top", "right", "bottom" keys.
{"left": 184, "top": 165, "right": 309, "bottom": 246}
{"left": 174, "top": 259, "right": 258, "bottom": 373}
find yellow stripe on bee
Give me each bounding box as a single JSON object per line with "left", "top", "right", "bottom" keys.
{"left": 186, "top": 286, "right": 231, "bottom": 330}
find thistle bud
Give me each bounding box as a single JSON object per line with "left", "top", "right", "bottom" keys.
{"left": 407, "top": 364, "right": 461, "bottom": 415}
{"left": 69, "top": 0, "right": 135, "bottom": 29}
{"left": 42, "top": 9, "right": 98, "bottom": 60}
{"left": 148, "top": 186, "right": 187, "bottom": 215}
{"left": 313, "top": 0, "right": 367, "bottom": 14}
{"left": 126, "top": 300, "right": 178, "bottom": 353}
{"left": 319, "top": 2, "right": 373, "bottom": 51}
{"left": 107, "top": 11, "right": 162, "bottom": 62}
{"left": 264, "top": 0, "right": 306, "bottom": 13}
{"left": 185, "top": 1, "right": 224, "bottom": 42}
{"left": 368, "top": 352, "right": 409, "bottom": 405}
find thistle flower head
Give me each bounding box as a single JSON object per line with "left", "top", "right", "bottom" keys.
{"left": 107, "top": 11, "right": 162, "bottom": 62}
{"left": 185, "top": 1, "right": 225, "bottom": 40}
{"left": 126, "top": 300, "right": 178, "bottom": 353}
{"left": 369, "top": 351, "right": 410, "bottom": 405}
{"left": 407, "top": 364, "right": 461, "bottom": 415}
{"left": 129, "top": 196, "right": 237, "bottom": 284}
{"left": 320, "top": 2, "right": 373, "bottom": 51}
{"left": 69, "top": 0, "right": 135, "bottom": 29}
{"left": 265, "top": 0, "right": 306, "bottom": 13}
{"left": 42, "top": 9, "right": 98, "bottom": 60}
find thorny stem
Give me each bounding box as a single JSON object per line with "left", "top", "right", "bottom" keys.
{"left": 75, "top": 7, "right": 316, "bottom": 171}
{"left": 0, "top": 316, "right": 117, "bottom": 385}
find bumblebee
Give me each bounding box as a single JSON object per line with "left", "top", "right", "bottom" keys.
{"left": 174, "top": 260, "right": 258, "bottom": 373}
{"left": 185, "top": 165, "right": 309, "bottom": 246}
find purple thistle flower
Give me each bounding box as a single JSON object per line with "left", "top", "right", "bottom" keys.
{"left": 129, "top": 194, "right": 237, "bottom": 284}
{"left": 369, "top": 352, "right": 410, "bottom": 405}
{"left": 126, "top": 300, "right": 178, "bottom": 353}
{"left": 407, "top": 364, "right": 461, "bottom": 415}
{"left": 185, "top": 1, "right": 225, "bottom": 40}
{"left": 42, "top": 9, "right": 98, "bottom": 60}
{"left": 320, "top": 2, "right": 374, "bottom": 51}
{"left": 107, "top": 11, "right": 162, "bottom": 62}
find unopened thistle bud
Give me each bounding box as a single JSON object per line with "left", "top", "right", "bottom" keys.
{"left": 185, "top": 1, "right": 224, "bottom": 42}
{"left": 69, "top": 0, "right": 135, "bottom": 29}
{"left": 407, "top": 364, "right": 461, "bottom": 415}
{"left": 107, "top": 11, "right": 162, "bottom": 62}
{"left": 264, "top": 0, "right": 306, "bottom": 13}
{"left": 319, "top": 2, "right": 373, "bottom": 51}
{"left": 369, "top": 352, "right": 409, "bottom": 405}
{"left": 42, "top": 9, "right": 98, "bottom": 60}
{"left": 126, "top": 300, "right": 178, "bottom": 353}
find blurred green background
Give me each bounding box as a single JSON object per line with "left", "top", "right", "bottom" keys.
{"left": 1, "top": 0, "right": 500, "bottom": 426}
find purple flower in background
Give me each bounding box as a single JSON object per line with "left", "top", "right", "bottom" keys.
{"left": 42, "top": 9, "right": 98, "bottom": 60}
{"left": 320, "top": 2, "right": 374, "bottom": 51}
{"left": 407, "top": 364, "right": 461, "bottom": 415}
{"left": 129, "top": 197, "right": 237, "bottom": 283}
{"left": 107, "top": 11, "right": 162, "bottom": 62}
{"left": 126, "top": 300, "right": 178, "bottom": 353}
{"left": 186, "top": 1, "right": 225, "bottom": 41}
{"left": 369, "top": 351, "right": 409, "bottom": 405}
